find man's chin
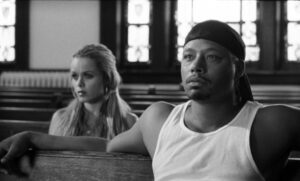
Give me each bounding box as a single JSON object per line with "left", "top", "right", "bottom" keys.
{"left": 187, "top": 91, "right": 210, "bottom": 100}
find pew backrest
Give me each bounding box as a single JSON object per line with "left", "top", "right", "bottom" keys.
{"left": 0, "top": 107, "right": 55, "bottom": 121}
{"left": 0, "top": 151, "right": 153, "bottom": 181}
{"left": 0, "top": 119, "right": 49, "bottom": 141}
{"left": 0, "top": 151, "right": 300, "bottom": 181}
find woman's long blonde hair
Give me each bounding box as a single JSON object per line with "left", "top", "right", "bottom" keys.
{"left": 60, "top": 44, "right": 132, "bottom": 137}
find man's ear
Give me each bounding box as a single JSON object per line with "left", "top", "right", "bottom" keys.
{"left": 235, "top": 60, "right": 245, "bottom": 79}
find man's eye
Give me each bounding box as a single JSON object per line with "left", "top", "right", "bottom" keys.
{"left": 206, "top": 55, "right": 221, "bottom": 62}
{"left": 183, "top": 54, "right": 193, "bottom": 60}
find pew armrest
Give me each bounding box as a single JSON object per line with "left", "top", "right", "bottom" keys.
{"left": 0, "top": 151, "right": 153, "bottom": 181}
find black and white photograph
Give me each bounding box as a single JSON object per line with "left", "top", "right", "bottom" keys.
{"left": 0, "top": 0, "right": 300, "bottom": 180}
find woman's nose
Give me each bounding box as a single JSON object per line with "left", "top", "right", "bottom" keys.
{"left": 76, "top": 76, "right": 84, "bottom": 87}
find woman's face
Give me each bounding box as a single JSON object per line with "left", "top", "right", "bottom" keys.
{"left": 70, "top": 57, "right": 105, "bottom": 103}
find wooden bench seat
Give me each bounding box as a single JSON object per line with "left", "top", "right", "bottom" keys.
{"left": 0, "top": 151, "right": 299, "bottom": 181}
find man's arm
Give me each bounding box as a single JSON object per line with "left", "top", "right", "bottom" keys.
{"left": 107, "top": 120, "right": 148, "bottom": 155}
{"left": 251, "top": 104, "right": 300, "bottom": 176}
{"left": 283, "top": 106, "right": 300, "bottom": 150}
{"left": 0, "top": 131, "right": 108, "bottom": 164}
{"left": 107, "top": 101, "right": 175, "bottom": 157}
{"left": 263, "top": 105, "right": 300, "bottom": 151}
{"left": 0, "top": 101, "right": 174, "bottom": 164}
{"left": 0, "top": 104, "right": 155, "bottom": 164}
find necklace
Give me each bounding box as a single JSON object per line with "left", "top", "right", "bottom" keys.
{"left": 83, "top": 110, "right": 107, "bottom": 136}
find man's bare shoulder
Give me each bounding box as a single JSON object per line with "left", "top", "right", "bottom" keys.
{"left": 142, "top": 101, "right": 175, "bottom": 120}
{"left": 138, "top": 101, "right": 176, "bottom": 156}
{"left": 257, "top": 104, "right": 300, "bottom": 122}
{"left": 139, "top": 101, "right": 175, "bottom": 130}
{"left": 254, "top": 104, "right": 300, "bottom": 133}
{"left": 251, "top": 104, "right": 300, "bottom": 175}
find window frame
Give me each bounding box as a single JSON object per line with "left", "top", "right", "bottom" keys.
{"left": 100, "top": 0, "right": 180, "bottom": 83}
{"left": 0, "top": 0, "right": 29, "bottom": 70}
{"left": 100, "top": 0, "right": 300, "bottom": 84}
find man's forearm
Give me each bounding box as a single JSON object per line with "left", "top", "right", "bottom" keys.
{"left": 29, "top": 131, "right": 108, "bottom": 151}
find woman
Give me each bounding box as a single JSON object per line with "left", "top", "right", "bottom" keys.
{"left": 49, "top": 44, "right": 137, "bottom": 139}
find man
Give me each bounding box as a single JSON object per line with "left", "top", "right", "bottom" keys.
{"left": 1, "top": 20, "right": 300, "bottom": 181}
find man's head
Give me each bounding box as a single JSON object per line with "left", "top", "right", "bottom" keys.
{"left": 181, "top": 20, "right": 253, "bottom": 104}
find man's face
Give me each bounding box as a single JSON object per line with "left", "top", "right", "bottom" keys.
{"left": 181, "top": 39, "right": 236, "bottom": 101}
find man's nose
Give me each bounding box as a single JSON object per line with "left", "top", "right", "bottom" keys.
{"left": 191, "top": 55, "right": 206, "bottom": 74}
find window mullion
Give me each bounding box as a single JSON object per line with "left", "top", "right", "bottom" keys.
{"left": 258, "top": 1, "right": 277, "bottom": 71}
{"left": 150, "top": 0, "right": 170, "bottom": 72}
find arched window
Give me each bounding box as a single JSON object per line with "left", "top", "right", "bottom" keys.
{"left": 127, "top": 0, "right": 151, "bottom": 63}
{"left": 101, "top": 0, "right": 300, "bottom": 84}
{"left": 176, "top": 0, "right": 259, "bottom": 62}
{"left": 0, "top": 0, "right": 15, "bottom": 63}
{"left": 286, "top": 0, "right": 300, "bottom": 62}
{"left": 0, "top": 0, "right": 29, "bottom": 70}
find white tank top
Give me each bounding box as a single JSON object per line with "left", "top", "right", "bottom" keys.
{"left": 152, "top": 101, "right": 265, "bottom": 181}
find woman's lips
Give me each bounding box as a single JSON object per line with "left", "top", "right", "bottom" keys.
{"left": 77, "top": 90, "right": 86, "bottom": 96}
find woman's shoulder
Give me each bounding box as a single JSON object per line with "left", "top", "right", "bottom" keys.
{"left": 126, "top": 112, "right": 138, "bottom": 127}
{"left": 52, "top": 107, "right": 68, "bottom": 120}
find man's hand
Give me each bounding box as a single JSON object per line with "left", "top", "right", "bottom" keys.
{"left": 0, "top": 131, "right": 32, "bottom": 172}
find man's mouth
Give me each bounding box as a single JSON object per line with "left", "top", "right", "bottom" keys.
{"left": 186, "top": 76, "right": 208, "bottom": 84}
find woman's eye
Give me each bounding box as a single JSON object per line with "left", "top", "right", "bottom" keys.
{"left": 71, "top": 73, "right": 78, "bottom": 80}
{"left": 84, "top": 74, "right": 94, "bottom": 79}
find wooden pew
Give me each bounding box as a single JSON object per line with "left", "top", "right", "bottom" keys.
{"left": 0, "top": 151, "right": 300, "bottom": 181}
{"left": 0, "top": 85, "right": 183, "bottom": 98}
{"left": 122, "top": 94, "right": 188, "bottom": 102}
{"left": 0, "top": 151, "right": 153, "bottom": 181}
{"left": 2, "top": 85, "right": 300, "bottom": 107}
{"left": 1, "top": 94, "right": 300, "bottom": 112}
{"left": 0, "top": 92, "right": 55, "bottom": 100}
{"left": 0, "top": 99, "right": 157, "bottom": 111}
{"left": 0, "top": 87, "right": 71, "bottom": 96}
{"left": 0, "top": 106, "right": 144, "bottom": 121}
{"left": 0, "top": 98, "right": 55, "bottom": 108}
{"left": 0, "top": 120, "right": 49, "bottom": 141}
{"left": 283, "top": 158, "right": 300, "bottom": 181}
{"left": 0, "top": 107, "right": 55, "bottom": 121}
{"left": 1, "top": 85, "right": 300, "bottom": 122}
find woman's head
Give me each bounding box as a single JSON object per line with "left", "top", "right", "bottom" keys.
{"left": 60, "top": 43, "right": 134, "bottom": 137}
{"left": 71, "top": 44, "right": 121, "bottom": 103}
